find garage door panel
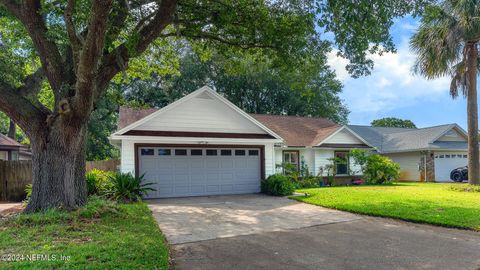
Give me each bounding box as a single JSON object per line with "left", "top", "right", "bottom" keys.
{"left": 206, "top": 160, "right": 220, "bottom": 168}
{"left": 174, "top": 162, "right": 189, "bottom": 170}
{"left": 190, "top": 185, "right": 205, "bottom": 193}
{"left": 206, "top": 173, "right": 220, "bottom": 181}
{"left": 234, "top": 183, "right": 259, "bottom": 191}
{"left": 157, "top": 185, "right": 174, "bottom": 196}
{"left": 235, "top": 159, "right": 248, "bottom": 169}
{"left": 220, "top": 173, "right": 234, "bottom": 180}
{"left": 139, "top": 147, "right": 261, "bottom": 198}
{"left": 221, "top": 185, "right": 234, "bottom": 192}
{"left": 190, "top": 160, "right": 204, "bottom": 168}
{"left": 174, "top": 174, "right": 189, "bottom": 183}
{"left": 221, "top": 160, "right": 234, "bottom": 169}
{"left": 206, "top": 185, "right": 220, "bottom": 192}
{"left": 174, "top": 186, "right": 190, "bottom": 194}
{"left": 434, "top": 152, "right": 468, "bottom": 182}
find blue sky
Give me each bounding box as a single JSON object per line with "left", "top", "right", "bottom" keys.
{"left": 327, "top": 16, "right": 469, "bottom": 129}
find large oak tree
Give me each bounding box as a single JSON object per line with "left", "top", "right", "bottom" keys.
{"left": 0, "top": 0, "right": 425, "bottom": 212}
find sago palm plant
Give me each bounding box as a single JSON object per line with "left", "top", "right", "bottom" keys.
{"left": 410, "top": 0, "right": 480, "bottom": 184}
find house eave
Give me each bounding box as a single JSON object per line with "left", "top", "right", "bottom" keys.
{"left": 109, "top": 134, "right": 282, "bottom": 144}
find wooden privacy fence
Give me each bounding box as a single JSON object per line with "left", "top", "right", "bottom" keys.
{"left": 85, "top": 159, "right": 120, "bottom": 172}
{"left": 0, "top": 159, "right": 120, "bottom": 202}
{"left": 0, "top": 160, "right": 32, "bottom": 201}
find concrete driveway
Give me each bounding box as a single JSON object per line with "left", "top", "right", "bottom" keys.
{"left": 148, "top": 194, "right": 359, "bottom": 244}
{"left": 148, "top": 195, "right": 480, "bottom": 270}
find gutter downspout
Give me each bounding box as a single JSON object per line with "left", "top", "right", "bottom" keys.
{"left": 424, "top": 152, "right": 428, "bottom": 182}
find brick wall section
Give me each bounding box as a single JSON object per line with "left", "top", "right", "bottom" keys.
{"left": 419, "top": 152, "right": 435, "bottom": 182}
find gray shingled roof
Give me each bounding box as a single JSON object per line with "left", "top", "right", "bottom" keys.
{"left": 348, "top": 124, "right": 466, "bottom": 153}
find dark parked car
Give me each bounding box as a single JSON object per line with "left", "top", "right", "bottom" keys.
{"left": 450, "top": 166, "right": 468, "bottom": 182}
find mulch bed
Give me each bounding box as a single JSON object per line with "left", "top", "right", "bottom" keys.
{"left": 0, "top": 205, "right": 24, "bottom": 220}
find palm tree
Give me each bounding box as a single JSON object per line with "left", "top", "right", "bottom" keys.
{"left": 410, "top": 0, "right": 480, "bottom": 185}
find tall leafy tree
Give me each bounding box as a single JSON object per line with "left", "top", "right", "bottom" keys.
{"left": 125, "top": 50, "right": 349, "bottom": 120}
{"left": 0, "top": 0, "right": 321, "bottom": 211}
{"left": 87, "top": 49, "right": 348, "bottom": 161}
{"left": 371, "top": 117, "right": 416, "bottom": 128}
{"left": 410, "top": 0, "right": 480, "bottom": 185}
{"left": 0, "top": 0, "right": 427, "bottom": 211}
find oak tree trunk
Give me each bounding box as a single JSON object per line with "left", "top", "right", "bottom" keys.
{"left": 25, "top": 121, "right": 88, "bottom": 212}
{"left": 7, "top": 119, "right": 15, "bottom": 140}
{"left": 467, "top": 43, "right": 479, "bottom": 185}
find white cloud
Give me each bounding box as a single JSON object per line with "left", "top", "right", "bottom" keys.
{"left": 327, "top": 38, "right": 451, "bottom": 115}
{"left": 399, "top": 21, "right": 420, "bottom": 31}
{"left": 326, "top": 50, "right": 350, "bottom": 82}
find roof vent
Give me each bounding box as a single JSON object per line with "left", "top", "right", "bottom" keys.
{"left": 196, "top": 92, "right": 214, "bottom": 100}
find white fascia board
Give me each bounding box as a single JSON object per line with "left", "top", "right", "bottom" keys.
{"left": 315, "top": 125, "right": 375, "bottom": 149}
{"left": 109, "top": 135, "right": 282, "bottom": 145}
{"left": 380, "top": 148, "right": 467, "bottom": 154}
{"left": 316, "top": 147, "right": 373, "bottom": 151}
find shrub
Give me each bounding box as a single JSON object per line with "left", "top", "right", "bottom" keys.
{"left": 108, "top": 173, "right": 155, "bottom": 202}
{"left": 261, "top": 174, "right": 295, "bottom": 196}
{"left": 291, "top": 176, "right": 321, "bottom": 189}
{"left": 350, "top": 149, "right": 400, "bottom": 184}
{"left": 23, "top": 184, "right": 32, "bottom": 205}
{"left": 79, "top": 196, "right": 120, "bottom": 219}
{"left": 85, "top": 169, "right": 115, "bottom": 196}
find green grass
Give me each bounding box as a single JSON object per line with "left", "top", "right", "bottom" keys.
{"left": 0, "top": 197, "right": 169, "bottom": 269}
{"left": 293, "top": 182, "right": 480, "bottom": 230}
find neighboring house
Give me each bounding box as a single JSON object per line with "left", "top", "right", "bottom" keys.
{"left": 348, "top": 124, "right": 469, "bottom": 182}
{"left": 0, "top": 133, "right": 22, "bottom": 160}
{"left": 110, "top": 86, "right": 372, "bottom": 199}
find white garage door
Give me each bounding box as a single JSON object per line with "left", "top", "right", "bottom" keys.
{"left": 434, "top": 152, "right": 468, "bottom": 182}
{"left": 139, "top": 147, "right": 261, "bottom": 198}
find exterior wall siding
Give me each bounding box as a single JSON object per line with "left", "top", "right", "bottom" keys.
{"left": 299, "top": 149, "right": 315, "bottom": 174}
{"left": 383, "top": 152, "right": 421, "bottom": 181}
{"left": 323, "top": 129, "right": 363, "bottom": 144}
{"left": 274, "top": 149, "right": 283, "bottom": 174}
{"left": 134, "top": 94, "right": 266, "bottom": 134}
{"left": 0, "top": 151, "right": 7, "bottom": 160}
{"left": 264, "top": 143, "right": 276, "bottom": 177}
{"left": 315, "top": 149, "right": 335, "bottom": 176}
{"left": 436, "top": 130, "right": 466, "bottom": 142}
{"left": 273, "top": 148, "right": 316, "bottom": 175}
{"left": 120, "top": 140, "right": 135, "bottom": 174}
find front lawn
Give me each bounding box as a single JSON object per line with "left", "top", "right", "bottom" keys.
{"left": 0, "top": 197, "right": 169, "bottom": 269}
{"left": 293, "top": 182, "right": 480, "bottom": 230}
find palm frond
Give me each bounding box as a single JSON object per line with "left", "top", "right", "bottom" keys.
{"left": 410, "top": 4, "right": 464, "bottom": 79}
{"left": 450, "top": 59, "right": 468, "bottom": 98}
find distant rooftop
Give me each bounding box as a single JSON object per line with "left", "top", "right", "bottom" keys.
{"left": 348, "top": 124, "right": 465, "bottom": 153}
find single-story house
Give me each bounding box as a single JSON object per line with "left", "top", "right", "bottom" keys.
{"left": 110, "top": 86, "right": 373, "bottom": 198}
{"left": 0, "top": 133, "right": 24, "bottom": 160}
{"left": 110, "top": 86, "right": 468, "bottom": 198}
{"left": 348, "top": 124, "right": 469, "bottom": 182}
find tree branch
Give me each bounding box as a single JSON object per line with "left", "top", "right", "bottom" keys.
{"left": 96, "top": 0, "right": 178, "bottom": 94}
{"left": 0, "top": 0, "right": 65, "bottom": 94}
{"left": 73, "top": 0, "right": 113, "bottom": 118}
{"left": 0, "top": 80, "right": 47, "bottom": 138}
{"left": 64, "top": 0, "right": 83, "bottom": 72}
{"left": 106, "top": 0, "right": 130, "bottom": 44}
